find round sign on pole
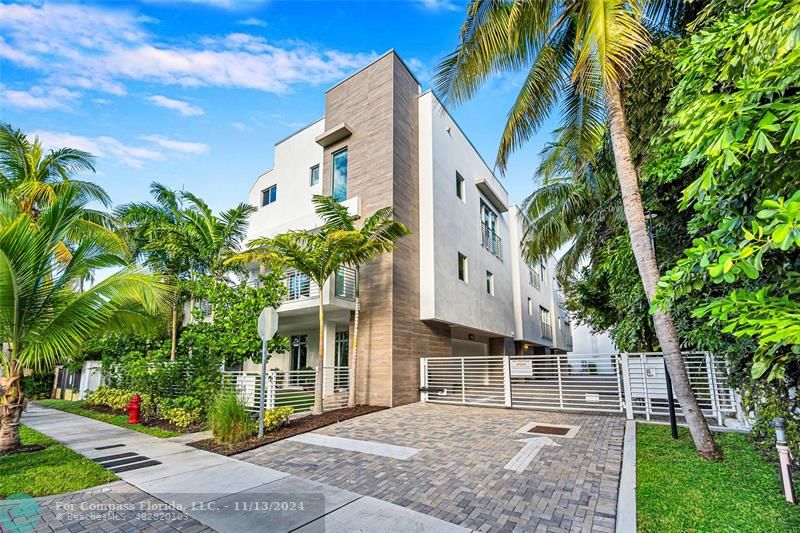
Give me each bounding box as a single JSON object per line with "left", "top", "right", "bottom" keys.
{"left": 257, "top": 307, "right": 278, "bottom": 341}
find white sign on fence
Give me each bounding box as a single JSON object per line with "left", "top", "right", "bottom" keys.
{"left": 510, "top": 360, "right": 533, "bottom": 377}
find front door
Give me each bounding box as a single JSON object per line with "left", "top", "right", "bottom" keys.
{"left": 334, "top": 331, "right": 349, "bottom": 367}
{"left": 291, "top": 335, "right": 308, "bottom": 370}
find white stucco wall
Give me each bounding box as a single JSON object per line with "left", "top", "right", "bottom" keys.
{"left": 418, "top": 92, "right": 515, "bottom": 338}
{"left": 245, "top": 119, "right": 326, "bottom": 243}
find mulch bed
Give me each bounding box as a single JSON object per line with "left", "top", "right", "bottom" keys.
{"left": 188, "top": 405, "right": 387, "bottom": 456}
{"left": 0, "top": 444, "right": 47, "bottom": 456}
{"left": 86, "top": 404, "right": 204, "bottom": 434}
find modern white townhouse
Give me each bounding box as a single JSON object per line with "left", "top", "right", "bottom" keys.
{"left": 244, "top": 50, "right": 601, "bottom": 407}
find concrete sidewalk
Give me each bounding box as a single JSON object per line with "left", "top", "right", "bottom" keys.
{"left": 22, "top": 404, "right": 469, "bottom": 533}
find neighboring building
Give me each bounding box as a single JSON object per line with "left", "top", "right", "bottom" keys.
{"left": 245, "top": 50, "right": 603, "bottom": 407}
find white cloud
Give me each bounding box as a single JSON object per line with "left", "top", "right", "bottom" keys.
{"left": 231, "top": 122, "right": 251, "bottom": 131}
{"left": 238, "top": 17, "right": 268, "bottom": 27}
{"left": 0, "top": 3, "right": 375, "bottom": 101}
{"left": 147, "top": 95, "right": 205, "bottom": 116}
{"left": 143, "top": 0, "right": 267, "bottom": 7}
{"left": 32, "top": 130, "right": 164, "bottom": 168}
{"left": 1, "top": 85, "right": 79, "bottom": 110}
{"left": 141, "top": 134, "right": 209, "bottom": 154}
{"left": 417, "top": 0, "right": 461, "bottom": 11}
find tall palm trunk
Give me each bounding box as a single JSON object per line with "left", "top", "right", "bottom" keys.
{"left": 170, "top": 301, "right": 178, "bottom": 362}
{"left": 348, "top": 267, "right": 360, "bottom": 407}
{"left": 312, "top": 289, "right": 325, "bottom": 415}
{"left": 0, "top": 359, "right": 24, "bottom": 453}
{"left": 605, "top": 83, "right": 720, "bottom": 459}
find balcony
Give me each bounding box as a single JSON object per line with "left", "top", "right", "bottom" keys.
{"left": 481, "top": 223, "right": 503, "bottom": 260}
{"left": 281, "top": 266, "right": 356, "bottom": 304}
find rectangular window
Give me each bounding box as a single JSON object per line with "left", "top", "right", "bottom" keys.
{"left": 528, "top": 297, "right": 533, "bottom": 315}
{"left": 540, "top": 306, "right": 552, "bottom": 339}
{"left": 486, "top": 271, "right": 494, "bottom": 295}
{"left": 331, "top": 148, "right": 348, "bottom": 202}
{"left": 456, "top": 172, "right": 465, "bottom": 201}
{"left": 458, "top": 253, "right": 468, "bottom": 282}
{"left": 540, "top": 262, "right": 546, "bottom": 282}
{"left": 261, "top": 185, "right": 277, "bottom": 207}
{"left": 480, "top": 200, "right": 502, "bottom": 259}
{"left": 309, "top": 164, "right": 320, "bottom": 186}
{"left": 528, "top": 263, "right": 540, "bottom": 289}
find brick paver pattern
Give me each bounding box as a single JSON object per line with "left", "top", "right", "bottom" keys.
{"left": 25, "top": 481, "right": 214, "bottom": 533}
{"left": 238, "top": 403, "right": 625, "bottom": 532}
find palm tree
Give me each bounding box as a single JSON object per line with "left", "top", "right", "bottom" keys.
{"left": 522, "top": 136, "right": 624, "bottom": 283}
{"left": 0, "top": 123, "right": 110, "bottom": 217}
{"left": 116, "top": 183, "right": 191, "bottom": 361}
{"left": 233, "top": 229, "right": 362, "bottom": 415}
{"left": 436, "top": 0, "right": 718, "bottom": 457}
{"left": 312, "top": 195, "right": 411, "bottom": 407}
{"left": 0, "top": 189, "right": 172, "bottom": 452}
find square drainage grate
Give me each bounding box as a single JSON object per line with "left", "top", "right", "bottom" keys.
{"left": 527, "top": 424, "right": 570, "bottom": 436}
{"left": 517, "top": 422, "right": 581, "bottom": 438}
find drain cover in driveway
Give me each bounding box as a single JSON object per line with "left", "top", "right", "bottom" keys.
{"left": 517, "top": 422, "right": 581, "bottom": 438}
{"left": 527, "top": 425, "right": 570, "bottom": 436}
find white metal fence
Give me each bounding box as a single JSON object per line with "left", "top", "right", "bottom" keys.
{"left": 421, "top": 352, "right": 738, "bottom": 422}
{"left": 221, "top": 366, "right": 349, "bottom": 414}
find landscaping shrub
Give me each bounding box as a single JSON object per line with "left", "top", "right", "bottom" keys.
{"left": 22, "top": 372, "right": 53, "bottom": 399}
{"left": 208, "top": 389, "right": 255, "bottom": 444}
{"left": 158, "top": 396, "right": 203, "bottom": 430}
{"left": 86, "top": 386, "right": 153, "bottom": 414}
{"left": 263, "top": 406, "right": 293, "bottom": 432}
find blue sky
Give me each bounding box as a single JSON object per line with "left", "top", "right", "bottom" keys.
{"left": 0, "top": 0, "right": 557, "bottom": 213}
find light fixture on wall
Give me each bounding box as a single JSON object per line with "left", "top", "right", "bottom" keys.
{"left": 468, "top": 334, "right": 475, "bottom": 341}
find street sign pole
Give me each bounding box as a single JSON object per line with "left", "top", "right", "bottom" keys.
{"left": 256, "top": 307, "right": 278, "bottom": 438}
{"left": 258, "top": 337, "right": 267, "bottom": 437}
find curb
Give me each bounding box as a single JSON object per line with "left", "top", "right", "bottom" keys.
{"left": 616, "top": 419, "right": 637, "bottom": 532}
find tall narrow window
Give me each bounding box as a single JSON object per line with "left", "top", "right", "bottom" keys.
{"left": 540, "top": 306, "right": 552, "bottom": 339}
{"left": 261, "top": 185, "right": 277, "bottom": 207}
{"left": 309, "top": 164, "right": 320, "bottom": 186}
{"left": 331, "top": 148, "right": 348, "bottom": 202}
{"left": 458, "top": 253, "right": 468, "bottom": 282}
{"left": 486, "top": 271, "right": 494, "bottom": 295}
{"left": 527, "top": 297, "right": 533, "bottom": 315}
{"left": 456, "top": 172, "right": 465, "bottom": 201}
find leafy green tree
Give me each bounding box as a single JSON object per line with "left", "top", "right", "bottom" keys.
{"left": 436, "top": 0, "right": 718, "bottom": 455}
{"left": 233, "top": 229, "right": 362, "bottom": 415}
{"left": 0, "top": 188, "right": 172, "bottom": 452}
{"left": 656, "top": 0, "right": 800, "bottom": 382}
{"left": 312, "top": 195, "right": 410, "bottom": 407}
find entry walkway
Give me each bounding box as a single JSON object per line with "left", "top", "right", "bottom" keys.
{"left": 21, "top": 404, "right": 468, "bottom": 533}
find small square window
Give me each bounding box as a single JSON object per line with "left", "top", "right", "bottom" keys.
{"left": 486, "top": 271, "right": 494, "bottom": 295}
{"left": 458, "top": 253, "right": 468, "bottom": 282}
{"left": 261, "top": 185, "right": 277, "bottom": 207}
{"left": 310, "top": 164, "right": 320, "bottom": 186}
{"left": 456, "top": 172, "right": 465, "bottom": 201}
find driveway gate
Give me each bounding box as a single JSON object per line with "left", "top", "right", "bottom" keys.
{"left": 420, "top": 352, "right": 738, "bottom": 421}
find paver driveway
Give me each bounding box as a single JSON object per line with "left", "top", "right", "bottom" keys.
{"left": 238, "top": 403, "right": 625, "bottom": 532}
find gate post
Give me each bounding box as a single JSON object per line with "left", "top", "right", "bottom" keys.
{"left": 420, "top": 358, "right": 429, "bottom": 403}
{"left": 460, "top": 358, "right": 466, "bottom": 404}
{"left": 503, "top": 356, "right": 512, "bottom": 408}
{"left": 620, "top": 353, "right": 634, "bottom": 419}
{"left": 706, "top": 352, "right": 723, "bottom": 426}
{"left": 556, "top": 354, "right": 564, "bottom": 409}
{"left": 266, "top": 371, "right": 276, "bottom": 410}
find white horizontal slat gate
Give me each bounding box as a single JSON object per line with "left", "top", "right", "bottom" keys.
{"left": 421, "top": 352, "right": 738, "bottom": 421}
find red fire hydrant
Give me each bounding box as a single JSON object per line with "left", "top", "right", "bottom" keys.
{"left": 124, "top": 394, "right": 142, "bottom": 424}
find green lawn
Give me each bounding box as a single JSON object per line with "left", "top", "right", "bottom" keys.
{"left": 36, "top": 399, "right": 180, "bottom": 438}
{"left": 637, "top": 424, "right": 800, "bottom": 532}
{"left": 0, "top": 426, "right": 117, "bottom": 498}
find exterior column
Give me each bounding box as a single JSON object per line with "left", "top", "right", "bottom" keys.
{"left": 323, "top": 320, "right": 336, "bottom": 398}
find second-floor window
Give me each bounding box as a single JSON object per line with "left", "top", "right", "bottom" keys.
{"left": 528, "top": 263, "right": 540, "bottom": 289}
{"left": 458, "top": 253, "right": 468, "bottom": 282}
{"left": 540, "top": 306, "right": 552, "bottom": 339}
{"left": 261, "top": 185, "right": 277, "bottom": 207}
{"left": 286, "top": 270, "right": 311, "bottom": 300}
{"left": 332, "top": 148, "right": 348, "bottom": 202}
{"left": 456, "top": 172, "right": 465, "bottom": 201}
{"left": 480, "top": 200, "right": 502, "bottom": 259}
{"left": 486, "top": 271, "right": 494, "bottom": 295}
{"left": 528, "top": 297, "right": 533, "bottom": 315}
{"left": 310, "top": 164, "right": 320, "bottom": 186}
